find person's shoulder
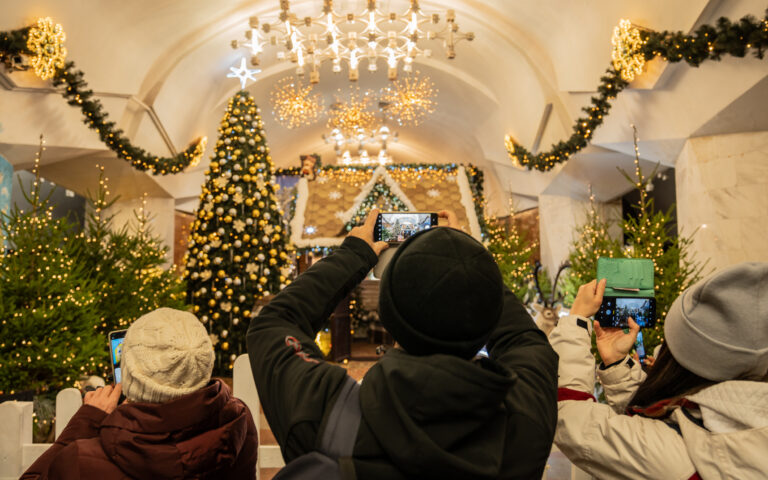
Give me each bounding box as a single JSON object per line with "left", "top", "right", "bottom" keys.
{"left": 48, "top": 438, "right": 129, "bottom": 479}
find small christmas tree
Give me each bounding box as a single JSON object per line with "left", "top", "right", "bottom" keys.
{"left": 619, "top": 127, "right": 705, "bottom": 349}
{"left": 80, "top": 167, "right": 186, "bottom": 373}
{"left": 185, "top": 91, "right": 295, "bottom": 373}
{"left": 485, "top": 213, "right": 537, "bottom": 300}
{"left": 562, "top": 185, "right": 622, "bottom": 306}
{"left": 0, "top": 136, "right": 103, "bottom": 394}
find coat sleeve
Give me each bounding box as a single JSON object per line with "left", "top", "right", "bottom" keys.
{"left": 246, "top": 237, "right": 378, "bottom": 461}
{"left": 20, "top": 405, "right": 107, "bottom": 479}
{"left": 485, "top": 287, "right": 559, "bottom": 478}
{"left": 550, "top": 316, "right": 696, "bottom": 479}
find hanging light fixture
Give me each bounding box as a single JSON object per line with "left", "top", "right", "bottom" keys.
{"left": 379, "top": 71, "right": 437, "bottom": 126}
{"left": 323, "top": 124, "right": 398, "bottom": 166}
{"left": 326, "top": 86, "right": 378, "bottom": 137}
{"left": 231, "top": 0, "right": 474, "bottom": 83}
{"left": 269, "top": 77, "right": 324, "bottom": 128}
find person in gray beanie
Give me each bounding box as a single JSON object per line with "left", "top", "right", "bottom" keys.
{"left": 548, "top": 262, "right": 768, "bottom": 480}
{"left": 247, "top": 209, "right": 558, "bottom": 480}
{"left": 22, "top": 308, "right": 258, "bottom": 480}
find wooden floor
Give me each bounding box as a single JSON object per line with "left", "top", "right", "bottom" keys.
{"left": 258, "top": 340, "right": 575, "bottom": 480}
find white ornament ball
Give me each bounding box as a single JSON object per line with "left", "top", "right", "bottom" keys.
{"left": 215, "top": 291, "right": 223, "bottom": 299}
{"left": 234, "top": 164, "right": 242, "bottom": 171}
{"left": 230, "top": 354, "right": 237, "bottom": 361}
{"left": 232, "top": 175, "right": 240, "bottom": 182}
{"left": 262, "top": 235, "right": 270, "bottom": 244}
{"left": 246, "top": 218, "right": 253, "bottom": 225}
{"left": 248, "top": 139, "right": 255, "bottom": 146}
{"left": 239, "top": 295, "right": 246, "bottom": 302}
{"left": 191, "top": 272, "right": 199, "bottom": 279}
{"left": 222, "top": 194, "right": 230, "bottom": 201}
{"left": 255, "top": 192, "right": 261, "bottom": 199}
{"left": 233, "top": 278, "right": 242, "bottom": 286}
{"left": 280, "top": 283, "right": 286, "bottom": 290}
{"left": 206, "top": 194, "right": 213, "bottom": 201}
{"left": 225, "top": 277, "right": 233, "bottom": 285}
{"left": 220, "top": 158, "right": 227, "bottom": 165}
{"left": 258, "top": 146, "right": 265, "bottom": 152}
{"left": 245, "top": 114, "right": 252, "bottom": 121}
{"left": 222, "top": 329, "right": 228, "bottom": 338}
{"left": 264, "top": 268, "right": 271, "bottom": 275}
{"left": 257, "top": 253, "right": 265, "bottom": 261}
{"left": 225, "top": 170, "right": 232, "bottom": 178}
{"left": 203, "top": 245, "right": 211, "bottom": 252}
{"left": 218, "top": 228, "right": 226, "bottom": 235}
{"left": 263, "top": 212, "right": 271, "bottom": 220}
{"left": 239, "top": 136, "right": 246, "bottom": 143}
{"left": 233, "top": 318, "right": 240, "bottom": 325}
{"left": 201, "top": 315, "right": 209, "bottom": 323}
{"left": 234, "top": 240, "right": 242, "bottom": 248}
{"left": 235, "top": 186, "right": 243, "bottom": 193}
{"left": 228, "top": 208, "right": 237, "bottom": 216}
{"left": 216, "top": 207, "right": 224, "bottom": 215}
{"left": 214, "top": 257, "right": 222, "bottom": 265}
{"left": 224, "top": 138, "right": 231, "bottom": 145}
{"left": 200, "top": 287, "right": 207, "bottom": 294}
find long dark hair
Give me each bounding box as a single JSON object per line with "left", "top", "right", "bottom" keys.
{"left": 628, "top": 343, "right": 714, "bottom": 408}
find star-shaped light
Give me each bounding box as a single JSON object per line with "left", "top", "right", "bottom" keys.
{"left": 227, "top": 57, "right": 261, "bottom": 89}
{"left": 233, "top": 220, "right": 246, "bottom": 233}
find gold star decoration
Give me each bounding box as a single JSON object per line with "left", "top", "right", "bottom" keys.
{"left": 233, "top": 220, "right": 246, "bottom": 233}
{"left": 233, "top": 193, "right": 244, "bottom": 204}
{"left": 245, "top": 263, "right": 258, "bottom": 274}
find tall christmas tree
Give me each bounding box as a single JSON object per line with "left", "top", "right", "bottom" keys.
{"left": 619, "top": 127, "right": 705, "bottom": 349}
{"left": 562, "top": 185, "right": 622, "bottom": 306}
{"left": 485, "top": 213, "right": 537, "bottom": 300}
{"left": 80, "top": 166, "right": 186, "bottom": 374}
{"left": 185, "top": 91, "right": 295, "bottom": 373}
{"left": 0, "top": 136, "right": 103, "bottom": 394}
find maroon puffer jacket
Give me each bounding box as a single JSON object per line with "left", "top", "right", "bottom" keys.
{"left": 22, "top": 379, "right": 258, "bottom": 479}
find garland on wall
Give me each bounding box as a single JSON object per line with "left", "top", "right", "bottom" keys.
{"left": 506, "top": 10, "right": 768, "bottom": 172}
{"left": 0, "top": 18, "right": 206, "bottom": 175}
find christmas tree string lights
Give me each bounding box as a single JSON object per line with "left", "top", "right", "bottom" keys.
{"left": 185, "top": 91, "right": 295, "bottom": 374}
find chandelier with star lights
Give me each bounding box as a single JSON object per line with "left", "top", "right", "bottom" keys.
{"left": 323, "top": 124, "right": 398, "bottom": 166}
{"left": 230, "top": 0, "right": 474, "bottom": 83}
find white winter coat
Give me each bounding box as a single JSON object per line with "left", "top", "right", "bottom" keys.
{"left": 550, "top": 315, "right": 768, "bottom": 480}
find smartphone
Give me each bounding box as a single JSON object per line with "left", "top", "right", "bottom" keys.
{"left": 108, "top": 329, "right": 127, "bottom": 384}
{"left": 634, "top": 331, "right": 646, "bottom": 363}
{"left": 595, "top": 296, "right": 657, "bottom": 329}
{"left": 374, "top": 212, "right": 439, "bottom": 244}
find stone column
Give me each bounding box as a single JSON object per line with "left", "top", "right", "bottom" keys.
{"left": 102, "top": 197, "right": 176, "bottom": 267}
{"left": 675, "top": 131, "right": 768, "bottom": 272}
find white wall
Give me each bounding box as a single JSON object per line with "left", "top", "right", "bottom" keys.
{"left": 102, "top": 197, "right": 175, "bottom": 267}
{"left": 676, "top": 131, "right": 768, "bottom": 272}
{"left": 538, "top": 194, "right": 621, "bottom": 279}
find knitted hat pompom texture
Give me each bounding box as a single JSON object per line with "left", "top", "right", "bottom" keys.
{"left": 664, "top": 262, "right": 768, "bottom": 382}
{"left": 121, "top": 308, "right": 214, "bottom": 403}
{"left": 379, "top": 228, "right": 504, "bottom": 358}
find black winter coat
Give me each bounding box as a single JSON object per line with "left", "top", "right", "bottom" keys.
{"left": 247, "top": 236, "right": 558, "bottom": 479}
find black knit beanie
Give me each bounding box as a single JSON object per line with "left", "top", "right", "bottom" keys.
{"left": 379, "top": 227, "right": 504, "bottom": 358}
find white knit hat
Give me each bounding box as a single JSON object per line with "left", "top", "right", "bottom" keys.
{"left": 121, "top": 308, "right": 214, "bottom": 403}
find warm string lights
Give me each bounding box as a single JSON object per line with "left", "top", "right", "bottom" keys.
{"left": 270, "top": 77, "right": 324, "bottom": 128}
{"left": 327, "top": 86, "right": 378, "bottom": 136}
{"left": 379, "top": 72, "right": 437, "bottom": 126}
{"left": 505, "top": 11, "right": 768, "bottom": 172}
{"left": 611, "top": 19, "right": 646, "bottom": 82}
{"left": 230, "top": 0, "right": 474, "bottom": 83}
{"left": 484, "top": 212, "right": 537, "bottom": 300}
{"left": 343, "top": 181, "right": 409, "bottom": 231}
{"left": 185, "top": 91, "right": 296, "bottom": 373}
{"left": 26, "top": 17, "right": 67, "bottom": 80}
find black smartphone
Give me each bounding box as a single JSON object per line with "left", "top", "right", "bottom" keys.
{"left": 374, "top": 212, "right": 439, "bottom": 244}
{"left": 108, "top": 329, "right": 127, "bottom": 384}
{"left": 634, "top": 331, "right": 646, "bottom": 363}
{"left": 595, "top": 296, "right": 657, "bottom": 329}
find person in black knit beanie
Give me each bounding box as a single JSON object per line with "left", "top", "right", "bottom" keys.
{"left": 248, "top": 209, "right": 557, "bottom": 480}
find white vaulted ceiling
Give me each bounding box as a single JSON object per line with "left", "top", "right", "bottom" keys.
{"left": 0, "top": 0, "right": 766, "bottom": 214}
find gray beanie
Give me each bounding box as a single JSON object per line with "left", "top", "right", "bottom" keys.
{"left": 664, "top": 262, "right": 768, "bottom": 382}
{"left": 122, "top": 308, "right": 214, "bottom": 403}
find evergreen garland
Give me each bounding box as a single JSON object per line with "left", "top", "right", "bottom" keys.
{"left": 506, "top": 10, "right": 768, "bottom": 172}
{"left": 343, "top": 181, "right": 408, "bottom": 231}
{"left": 0, "top": 25, "right": 206, "bottom": 175}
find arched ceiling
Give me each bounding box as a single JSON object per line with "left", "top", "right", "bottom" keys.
{"left": 1, "top": 0, "right": 766, "bottom": 214}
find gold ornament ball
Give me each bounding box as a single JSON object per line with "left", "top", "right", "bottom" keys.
{"left": 243, "top": 234, "right": 251, "bottom": 241}
{"left": 218, "top": 270, "right": 226, "bottom": 278}
{"left": 234, "top": 255, "right": 242, "bottom": 263}
{"left": 224, "top": 215, "right": 232, "bottom": 223}
{"left": 259, "top": 277, "right": 268, "bottom": 284}
{"left": 245, "top": 198, "right": 254, "bottom": 206}
{"left": 250, "top": 273, "right": 257, "bottom": 281}
{"left": 258, "top": 201, "right": 265, "bottom": 208}
{"left": 269, "top": 249, "right": 277, "bottom": 257}
{"left": 251, "top": 209, "right": 260, "bottom": 217}
{"left": 226, "top": 288, "right": 234, "bottom": 296}
{"left": 221, "top": 342, "right": 230, "bottom": 351}
{"left": 213, "top": 312, "right": 220, "bottom": 320}
{"left": 233, "top": 306, "right": 240, "bottom": 314}
{"left": 208, "top": 299, "right": 216, "bottom": 307}
{"left": 233, "top": 109, "right": 241, "bottom": 115}
{"left": 193, "top": 305, "right": 200, "bottom": 312}
{"left": 243, "top": 174, "right": 252, "bottom": 182}
{"left": 269, "top": 258, "right": 277, "bottom": 266}
{"left": 243, "top": 310, "right": 251, "bottom": 318}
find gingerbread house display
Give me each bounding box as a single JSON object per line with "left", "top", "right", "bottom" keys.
{"left": 287, "top": 165, "right": 484, "bottom": 248}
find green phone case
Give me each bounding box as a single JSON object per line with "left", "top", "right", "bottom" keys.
{"left": 596, "top": 257, "right": 655, "bottom": 298}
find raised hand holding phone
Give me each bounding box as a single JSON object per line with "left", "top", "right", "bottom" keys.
{"left": 594, "top": 317, "right": 641, "bottom": 365}
{"left": 348, "top": 209, "right": 389, "bottom": 256}
{"left": 83, "top": 384, "right": 122, "bottom": 414}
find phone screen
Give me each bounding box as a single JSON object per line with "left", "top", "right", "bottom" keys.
{"left": 596, "top": 297, "right": 656, "bottom": 329}
{"left": 108, "top": 330, "right": 127, "bottom": 384}
{"left": 374, "top": 212, "right": 438, "bottom": 243}
{"left": 634, "top": 331, "right": 646, "bottom": 362}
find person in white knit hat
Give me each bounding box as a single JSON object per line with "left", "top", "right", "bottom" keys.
{"left": 23, "top": 308, "right": 258, "bottom": 480}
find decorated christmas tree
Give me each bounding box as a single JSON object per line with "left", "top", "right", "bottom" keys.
{"left": 562, "top": 186, "right": 622, "bottom": 306}
{"left": 0, "top": 137, "right": 103, "bottom": 394}
{"left": 485, "top": 213, "right": 537, "bottom": 300}
{"left": 185, "top": 91, "right": 295, "bottom": 373}
{"left": 619, "top": 128, "right": 705, "bottom": 349}
{"left": 80, "top": 166, "right": 186, "bottom": 366}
